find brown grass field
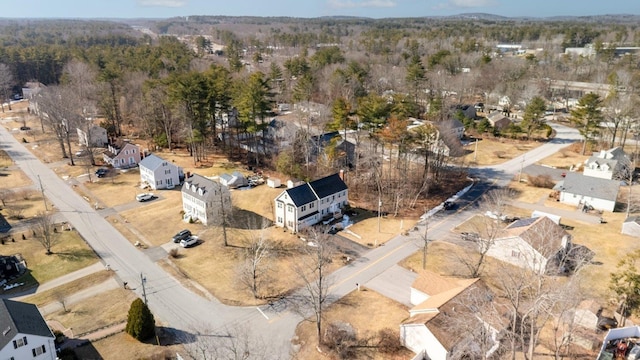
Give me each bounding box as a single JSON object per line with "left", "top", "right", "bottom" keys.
{"left": 294, "top": 288, "right": 413, "bottom": 360}
{"left": 23, "top": 271, "right": 113, "bottom": 307}
{"left": 463, "top": 137, "right": 539, "bottom": 166}
{"left": 0, "top": 228, "right": 98, "bottom": 292}
{"left": 74, "top": 332, "right": 183, "bottom": 360}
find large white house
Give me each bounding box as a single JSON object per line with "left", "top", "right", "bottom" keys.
{"left": 554, "top": 172, "right": 620, "bottom": 212}
{"left": 486, "top": 216, "right": 571, "bottom": 273}
{"left": 0, "top": 299, "right": 55, "bottom": 360}
{"left": 274, "top": 173, "right": 348, "bottom": 233}
{"left": 583, "top": 147, "right": 630, "bottom": 180}
{"left": 181, "top": 174, "right": 231, "bottom": 226}
{"left": 139, "top": 154, "right": 184, "bottom": 190}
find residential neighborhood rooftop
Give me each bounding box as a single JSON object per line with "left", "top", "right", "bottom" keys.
{"left": 0, "top": 299, "right": 53, "bottom": 349}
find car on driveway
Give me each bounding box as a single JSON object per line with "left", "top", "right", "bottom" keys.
{"left": 180, "top": 235, "right": 198, "bottom": 248}
{"left": 136, "top": 193, "right": 154, "bottom": 202}
{"left": 172, "top": 229, "right": 192, "bottom": 243}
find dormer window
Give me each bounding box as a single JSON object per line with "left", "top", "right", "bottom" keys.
{"left": 198, "top": 188, "right": 204, "bottom": 196}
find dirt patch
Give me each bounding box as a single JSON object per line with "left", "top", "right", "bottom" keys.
{"left": 293, "top": 288, "right": 413, "bottom": 360}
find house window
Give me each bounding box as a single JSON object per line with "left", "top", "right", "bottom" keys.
{"left": 332, "top": 195, "right": 335, "bottom": 201}
{"left": 277, "top": 202, "right": 282, "bottom": 208}
{"left": 310, "top": 203, "right": 314, "bottom": 208}
{"left": 277, "top": 217, "right": 282, "bottom": 223}
{"left": 301, "top": 205, "right": 306, "bottom": 211}
{"left": 287, "top": 221, "right": 293, "bottom": 227}
{"left": 32, "top": 345, "right": 46, "bottom": 357}
{"left": 125, "top": 150, "right": 129, "bottom": 155}
{"left": 165, "top": 169, "right": 171, "bottom": 174}
{"left": 13, "top": 336, "right": 27, "bottom": 348}
{"left": 511, "top": 251, "right": 520, "bottom": 258}
{"left": 287, "top": 205, "right": 294, "bottom": 213}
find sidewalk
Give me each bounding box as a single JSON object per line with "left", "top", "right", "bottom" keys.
{"left": 39, "top": 277, "right": 120, "bottom": 315}
{"left": 9, "top": 262, "right": 106, "bottom": 300}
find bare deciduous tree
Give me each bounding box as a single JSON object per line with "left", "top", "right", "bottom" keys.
{"left": 181, "top": 323, "right": 275, "bottom": 360}
{"left": 238, "top": 221, "right": 273, "bottom": 299}
{"left": 32, "top": 211, "right": 59, "bottom": 255}
{"left": 292, "top": 228, "right": 335, "bottom": 345}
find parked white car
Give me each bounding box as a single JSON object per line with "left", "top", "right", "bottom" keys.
{"left": 136, "top": 193, "right": 154, "bottom": 202}
{"left": 180, "top": 235, "right": 198, "bottom": 248}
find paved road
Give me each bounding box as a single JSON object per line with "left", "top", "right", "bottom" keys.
{"left": 0, "top": 121, "right": 582, "bottom": 358}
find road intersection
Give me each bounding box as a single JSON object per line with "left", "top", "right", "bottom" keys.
{"left": 0, "top": 121, "right": 582, "bottom": 357}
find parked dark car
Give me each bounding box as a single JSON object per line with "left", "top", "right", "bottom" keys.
{"left": 443, "top": 201, "right": 456, "bottom": 210}
{"left": 172, "top": 229, "right": 192, "bottom": 243}
{"left": 95, "top": 168, "right": 108, "bottom": 178}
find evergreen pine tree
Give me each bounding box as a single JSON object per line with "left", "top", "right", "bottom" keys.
{"left": 125, "top": 298, "right": 155, "bottom": 341}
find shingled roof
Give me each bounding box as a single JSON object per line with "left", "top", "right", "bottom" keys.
{"left": 0, "top": 299, "right": 53, "bottom": 350}
{"left": 556, "top": 172, "right": 620, "bottom": 202}
{"left": 284, "top": 173, "right": 348, "bottom": 206}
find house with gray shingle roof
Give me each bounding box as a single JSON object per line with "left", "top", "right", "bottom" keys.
{"left": 0, "top": 299, "right": 55, "bottom": 359}
{"left": 554, "top": 172, "right": 620, "bottom": 212}
{"left": 274, "top": 173, "right": 348, "bottom": 233}
{"left": 139, "top": 154, "right": 184, "bottom": 190}
{"left": 181, "top": 174, "right": 231, "bottom": 226}
{"left": 583, "top": 147, "right": 631, "bottom": 180}
{"left": 622, "top": 217, "right": 640, "bottom": 237}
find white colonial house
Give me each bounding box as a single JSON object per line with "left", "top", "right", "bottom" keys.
{"left": 401, "top": 273, "right": 503, "bottom": 360}
{"left": 583, "top": 147, "right": 630, "bottom": 180}
{"left": 102, "top": 141, "right": 141, "bottom": 169}
{"left": 181, "top": 174, "right": 231, "bottom": 226}
{"left": 0, "top": 299, "right": 55, "bottom": 360}
{"left": 139, "top": 154, "right": 184, "bottom": 190}
{"left": 486, "top": 216, "right": 571, "bottom": 273}
{"left": 274, "top": 173, "right": 348, "bottom": 233}
{"left": 77, "top": 125, "right": 108, "bottom": 147}
{"left": 554, "top": 172, "right": 620, "bottom": 212}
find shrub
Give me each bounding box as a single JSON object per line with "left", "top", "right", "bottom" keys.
{"left": 377, "top": 328, "right": 403, "bottom": 353}
{"left": 324, "top": 322, "right": 356, "bottom": 360}
{"left": 527, "top": 174, "right": 555, "bottom": 189}
{"left": 168, "top": 248, "right": 180, "bottom": 258}
{"left": 125, "top": 298, "right": 155, "bottom": 341}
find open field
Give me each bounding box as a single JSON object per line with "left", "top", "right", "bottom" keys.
{"left": 0, "top": 228, "right": 98, "bottom": 292}
{"left": 170, "top": 226, "right": 328, "bottom": 305}
{"left": 46, "top": 288, "right": 135, "bottom": 335}
{"left": 340, "top": 214, "right": 418, "bottom": 247}
{"left": 463, "top": 137, "right": 539, "bottom": 166}
{"left": 0, "top": 189, "right": 48, "bottom": 228}
{"left": 83, "top": 169, "right": 145, "bottom": 208}
{"left": 294, "top": 288, "right": 413, "bottom": 360}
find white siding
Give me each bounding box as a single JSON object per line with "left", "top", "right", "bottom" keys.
{"left": 0, "top": 334, "right": 56, "bottom": 360}
{"left": 559, "top": 191, "right": 616, "bottom": 212}
{"left": 400, "top": 324, "right": 448, "bottom": 360}
{"left": 485, "top": 236, "right": 548, "bottom": 273}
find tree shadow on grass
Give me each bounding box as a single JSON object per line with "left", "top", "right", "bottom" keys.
{"left": 55, "top": 249, "right": 96, "bottom": 262}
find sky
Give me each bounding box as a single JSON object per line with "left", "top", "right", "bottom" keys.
{"left": 1, "top": 0, "right": 639, "bottom": 19}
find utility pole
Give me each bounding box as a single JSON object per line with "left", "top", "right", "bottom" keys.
{"left": 37, "top": 175, "right": 48, "bottom": 211}
{"left": 140, "top": 273, "right": 147, "bottom": 305}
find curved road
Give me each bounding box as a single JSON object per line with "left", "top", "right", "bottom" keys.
{"left": 0, "top": 122, "right": 581, "bottom": 358}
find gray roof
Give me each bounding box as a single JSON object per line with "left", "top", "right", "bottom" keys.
{"left": 182, "top": 174, "right": 224, "bottom": 202}
{"left": 585, "top": 147, "right": 629, "bottom": 171}
{"left": 139, "top": 154, "right": 166, "bottom": 170}
{"left": 0, "top": 299, "right": 53, "bottom": 349}
{"left": 557, "top": 172, "right": 620, "bottom": 201}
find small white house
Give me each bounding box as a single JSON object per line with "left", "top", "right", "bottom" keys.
{"left": 0, "top": 299, "right": 56, "bottom": 360}
{"left": 554, "top": 172, "right": 620, "bottom": 212}
{"left": 138, "top": 154, "right": 184, "bottom": 190}
{"left": 77, "top": 125, "right": 108, "bottom": 147}
{"left": 486, "top": 216, "right": 571, "bottom": 273}
{"left": 274, "top": 173, "right": 348, "bottom": 233}
{"left": 622, "top": 217, "right": 640, "bottom": 237}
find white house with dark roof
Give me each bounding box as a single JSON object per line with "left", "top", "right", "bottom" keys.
{"left": 583, "top": 147, "right": 631, "bottom": 180}
{"left": 274, "top": 173, "right": 348, "bottom": 233}
{"left": 486, "top": 216, "right": 571, "bottom": 273}
{"left": 139, "top": 154, "right": 184, "bottom": 190}
{"left": 622, "top": 217, "right": 640, "bottom": 237}
{"left": 102, "top": 141, "right": 141, "bottom": 169}
{"left": 181, "top": 174, "right": 231, "bottom": 226}
{"left": 554, "top": 172, "right": 620, "bottom": 212}
{"left": 0, "top": 299, "right": 55, "bottom": 360}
